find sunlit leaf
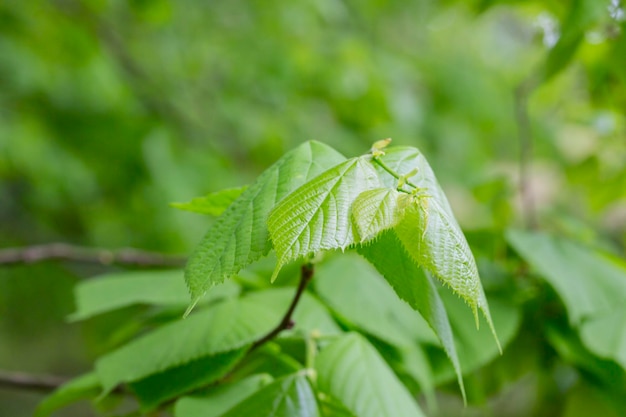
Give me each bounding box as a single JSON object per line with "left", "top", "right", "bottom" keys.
{"left": 268, "top": 156, "right": 380, "bottom": 281}
{"left": 185, "top": 141, "right": 345, "bottom": 309}
{"left": 316, "top": 333, "right": 425, "bottom": 417}
{"left": 170, "top": 186, "right": 248, "bottom": 216}
{"left": 174, "top": 374, "right": 273, "bottom": 417}
{"left": 351, "top": 188, "right": 401, "bottom": 242}
{"left": 69, "top": 270, "right": 239, "bottom": 321}
{"left": 219, "top": 373, "right": 320, "bottom": 417}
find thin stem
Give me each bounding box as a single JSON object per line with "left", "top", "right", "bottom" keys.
{"left": 372, "top": 157, "right": 419, "bottom": 190}
{"left": 0, "top": 371, "right": 69, "bottom": 392}
{"left": 0, "top": 243, "right": 186, "bottom": 267}
{"left": 250, "top": 263, "right": 314, "bottom": 351}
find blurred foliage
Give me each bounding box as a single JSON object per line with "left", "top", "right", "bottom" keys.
{"left": 1, "top": 0, "right": 626, "bottom": 416}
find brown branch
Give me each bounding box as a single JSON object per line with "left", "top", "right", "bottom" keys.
{"left": 0, "top": 243, "right": 186, "bottom": 267}
{"left": 514, "top": 78, "right": 539, "bottom": 230}
{"left": 250, "top": 263, "right": 315, "bottom": 351}
{"left": 0, "top": 371, "right": 69, "bottom": 393}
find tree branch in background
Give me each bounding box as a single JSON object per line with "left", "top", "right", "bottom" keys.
{"left": 250, "top": 263, "right": 315, "bottom": 352}
{"left": 514, "top": 78, "right": 538, "bottom": 230}
{"left": 0, "top": 371, "right": 69, "bottom": 393}
{"left": 0, "top": 243, "right": 186, "bottom": 267}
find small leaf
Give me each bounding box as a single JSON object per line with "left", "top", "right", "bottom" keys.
{"left": 170, "top": 186, "right": 248, "bottom": 216}
{"left": 357, "top": 231, "right": 465, "bottom": 402}
{"left": 95, "top": 294, "right": 283, "bottom": 394}
{"left": 219, "top": 373, "right": 320, "bottom": 417}
{"left": 175, "top": 374, "right": 273, "bottom": 417}
{"left": 69, "top": 270, "right": 239, "bottom": 321}
{"left": 185, "top": 141, "right": 345, "bottom": 309}
{"left": 268, "top": 156, "right": 380, "bottom": 281}
{"left": 35, "top": 373, "right": 101, "bottom": 417}
{"left": 131, "top": 349, "right": 247, "bottom": 410}
{"left": 316, "top": 333, "right": 425, "bottom": 417}
{"left": 351, "top": 188, "right": 402, "bottom": 242}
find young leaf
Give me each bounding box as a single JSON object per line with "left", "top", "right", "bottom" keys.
{"left": 375, "top": 147, "right": 499, "bottom": 349}
{"left": 185, "top": 141, "right": 345, "bottom": 309}
{"left": 219, "top": 373, "right": 320, "bottom": 417}
{"left": 315, "top": 333, "right": 426, "bottom": 417}
{"left": 95, "top": 294, "right": 283, "bottom": 394}
{"left": 34, "top": 373, "right": 101, "bottom": 417}
{"left": 268, "top": 156, "right": 380, "bottom": 281}
{"left": 357, "top": 230, "right": 465, "bottom": 402}
{"left": 69, "top": 270, "right": 239, "bottom": 321}
{"left": 170, "top": 186, "right": 248, "bottom": 216}
{"left": 175, "top": 374, "right": 273, "bottom": 417}
{"left": 351, "top": 188, "right": 402, "bottom": 242}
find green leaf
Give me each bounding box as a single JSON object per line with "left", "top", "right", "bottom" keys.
{"left": 170, "top": 186, "right": 248, "bottom": 216}
{"left": 357, "top": 231, "right": 465, "bottom": 401}
{"left": 376, "top": 147, "right": 498, "bottom": 348}
{"left": 69, "top": 270, "right": 239, "bottom": 321}
{"left": 580, "top": 307, "right": 626, "bottom": 371}
{"left": 315, "top": 253, "right": 437, "bottom": 347}
{"left": 34, "top": 373, "right": 101, "bottom": 417}
{"left": 95, "top": 294, "right": 283, "bottom": 394}
{"left": 506, "top": 230, "right": 626, "bottom": 325}
{"left": 268, "top": 156, "right": 380, "bottom": 281}
{"left": 175, "top": 374, "right": 273, "bottom": 417}
{"left": 185, "top": 141, "right": 345, "bottom": 309}
{"left": 351, "top": 188, "right": 401, "bottom": 242}
{"left": 315, "top": 333, "right": 425, "bottom": 417}
{"left": 131, "top": 348, "right": 247, "bottom": 410}
{"left": 219, "top": 373, "right": 320, "bottom": 417}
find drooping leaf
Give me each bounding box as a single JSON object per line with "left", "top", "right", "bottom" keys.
{"left": 375, "top": 147, "right": 498, "bottom": 347}
{"left": 267, "top": 156, "right": 380, "bottom": 281}
{"left": 315, "top": 254, "right": 437, "bottom": 347}
{"left": 130, "top": 348, "right": 247, "bottom": 410}
{"left": 315, "top": 333, "right": 425, "bottom": 417}
{"left": 34, "top": 373, "right": 101, "bottom": 417}
{"left": 95, "top": 293, "right": 283, "bottom": 394}
{"left": 69, "top": 270, "right": 239, "bottom": 321}
{"left": 174, "top": 374, "right": 273, "bottom": 417}
{"left": 357, "top": 231, "right": 465, "bottom": 401}
{"left": 170, "top": 186, "right": 248, "bottom": 216}
{"left": 506, "top": 230, "right": 626, "bottom": 325}
{"left": 219, "top": 373, "right": 320, "bottom": 417}
{"left": 185, "top": 141, "right": 346, "bottom": 309}
{"left": 351, "top": 188, "right": 402, "bottom": 242}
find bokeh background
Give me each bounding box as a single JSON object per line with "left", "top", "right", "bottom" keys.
{"left": 1, "top": 0, "right": 625, "bottom": 415}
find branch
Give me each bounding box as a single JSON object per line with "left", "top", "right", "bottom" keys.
{"left": 250, "top": 263, "right": 315, "bottom": 351}
{"left": 514, "top": 78, "right": 538, "bottom": 230}
{"left": 0, "top": 243, "right": 186, "bottom": 267}
{"left": 0, "top": 370, "right": 69, "bottom": 392}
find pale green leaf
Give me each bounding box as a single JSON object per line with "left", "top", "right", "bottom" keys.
{"left": 375, "top": 147, "right": 498, "bottom": 348}
{"left": 507, "top": 230, "right": 626, "bottom": 325}
{"left": 95, "top": 294, "right": 283, "bottom": 394}
{"left": 357, "top": 231, "right": 465, "bottom": 401}
{"left": 69, "top": 270, "right": 239, "bottom": 321}
{"left": 175, "top": 374, "right": 273, "bottom": 417}
{"left": 351, "top": 188, "right": 401, "bottom": 242}
{"left": 315, "top": 253, "right": 437, "bottom": 347}
{"left": 170, "top": 186, "right": 248, "bottom": 216}
{"left": 34, "top": 373, "right": 100, "bottom": 417}
{"left": 580, "top": 307, "right": 626, "bottom": 370}
{"left": 315, "top": 333, "right": 425, "bottom": 417}
{"left": 130, "top": 349, "right": 247, "bottom": 410}
{"left": 220, "top": 373, "right": 320, "bottom": 417}
{"left": 185, "top": 141, "right": 345, "bottom": 308}
{"left": 268, "top": 156, "right": 380, "bottom": 280}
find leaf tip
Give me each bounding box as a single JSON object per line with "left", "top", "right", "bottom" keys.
{"left": 183, "top": 297, "right": 201, "bottom": 318}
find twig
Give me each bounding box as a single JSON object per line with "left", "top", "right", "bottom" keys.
{"left": 514, "top": 78, "right": 538, "bottom": 230}
{"left": 0, "top": 243, "right": 186, "bottom": 267}
{"left": 250, "top": 263, "right": 315, "bottom": 351}
{"left": 0, "top": 370, "right": 69, "bottom": 392}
